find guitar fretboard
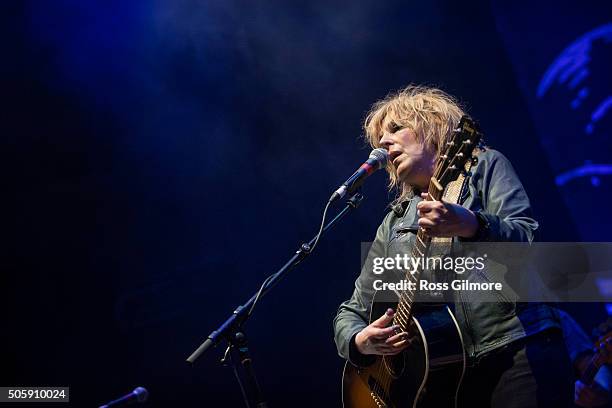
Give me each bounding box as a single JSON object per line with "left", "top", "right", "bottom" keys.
{"left": 393, "top": 179, "right": 445, "bottom": 333}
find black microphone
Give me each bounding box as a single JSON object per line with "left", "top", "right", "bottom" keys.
{"left": 99, "top": 387, "right": 149, "bottom": 408}
{"left": 330, "top": 148, "right": 388, "bottom": 202}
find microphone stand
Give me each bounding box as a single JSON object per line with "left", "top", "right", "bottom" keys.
{"left": 186, "top": 192, "right": 365, "bottom": 408}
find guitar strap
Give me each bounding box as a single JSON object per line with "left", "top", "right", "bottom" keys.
{"left": 432, "top": 159, "right": 474, "bottom": 248}
{"left": 423, "top": 159, "right": 475, "bottom": 296}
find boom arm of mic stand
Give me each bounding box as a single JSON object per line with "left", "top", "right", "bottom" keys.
{"left": 186, "top": 192, "right": 364, "bottom": 364}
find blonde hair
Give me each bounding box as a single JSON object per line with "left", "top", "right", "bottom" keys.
{"left": 363, "top": 85, "right": 466, "bottom": 203}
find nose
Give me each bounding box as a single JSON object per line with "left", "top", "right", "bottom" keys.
{"left": 379, "top": 132, "right": 393, "bottom": 150}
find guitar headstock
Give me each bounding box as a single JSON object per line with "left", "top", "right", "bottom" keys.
{"left": 432, "top": 116, "right": 483, "bottom": 188}
{"left": 594, "top": 317, "right": 612, "bottom": 338}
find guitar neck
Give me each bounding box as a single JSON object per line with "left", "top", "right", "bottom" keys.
{"left": 581, "top": 329, "right": 612, "bottom": 385}
{"left": 581, "top": 352, "right": 605, "bottom": 386}
{"left": 390, "top": 115, "right": 482, "bottom": 333}
{"left": 393, "top": 178, "right": 445, "bottom": 332}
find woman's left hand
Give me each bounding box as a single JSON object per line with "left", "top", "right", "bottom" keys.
{"left": 417, "top": 192, "right": 479, "bottom": 238}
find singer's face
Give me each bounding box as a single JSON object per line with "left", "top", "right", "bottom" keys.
{"left": 379, "top": 119, "right": 437, "bottom": 190}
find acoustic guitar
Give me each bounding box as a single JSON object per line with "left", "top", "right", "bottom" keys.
{"left": 580, "top": 318, "right": 612, "bottom": 387}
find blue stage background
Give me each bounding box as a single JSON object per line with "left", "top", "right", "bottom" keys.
{"left": 5, "top": 1, "right": 611, "bottom": 406}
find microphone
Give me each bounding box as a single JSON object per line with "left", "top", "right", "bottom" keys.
{"left": 330, "top": 148, "right": 388, "bottom": 202}
{"left": 99, "top": 387, "right": 149, "bottom": 408}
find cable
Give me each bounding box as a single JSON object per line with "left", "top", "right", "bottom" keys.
{"left": 247, "top": 196, "right": 334, "bottom": 317}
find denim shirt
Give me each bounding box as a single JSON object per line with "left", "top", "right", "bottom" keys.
{"left": 333, "top": 148, "right": 560, "bottom": 366}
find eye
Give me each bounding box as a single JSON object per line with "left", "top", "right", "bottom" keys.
{"left": 388, "top": 122, "right": 402, "bottom": 133}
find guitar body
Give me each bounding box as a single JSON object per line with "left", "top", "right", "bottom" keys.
{"left": 342, "top": 292, "right": 466, "bottom": 408}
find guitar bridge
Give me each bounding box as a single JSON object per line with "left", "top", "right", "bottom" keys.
{"left": 370, "top": 391, "right": 386, "bottom": 408}
{"left": 367, "top": 376, "right": 390, "bottom": 407}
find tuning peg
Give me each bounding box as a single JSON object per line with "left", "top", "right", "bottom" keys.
{"left": 453, "top": 128, "right": 461, "bottom": 133}
{"left": 462, "top": 139, "right": 472, "bottom": 145}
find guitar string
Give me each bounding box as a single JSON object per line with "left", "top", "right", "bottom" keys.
{"left": 374, "top": 160, "right": 444, "bottom": 401}
{"left": 374, "top": 149, "right": 444, "bottom": 402}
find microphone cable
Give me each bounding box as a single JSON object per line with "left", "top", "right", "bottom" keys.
{"left": 247, "top": 195, "right": 333, "bottom": 318}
